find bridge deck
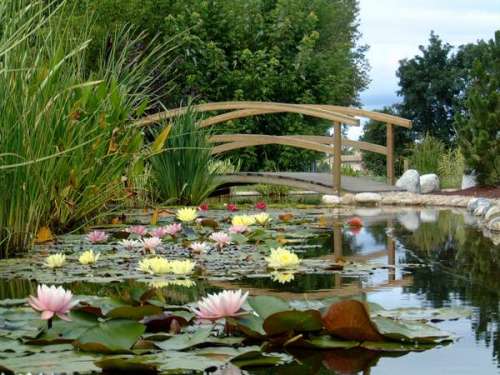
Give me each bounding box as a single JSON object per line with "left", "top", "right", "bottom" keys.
{"left": 217, "top": 172, "right": 403, "bottom": 193}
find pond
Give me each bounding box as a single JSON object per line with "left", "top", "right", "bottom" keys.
{"left": 0, "top": 206, "right": 498, "bottom": 374}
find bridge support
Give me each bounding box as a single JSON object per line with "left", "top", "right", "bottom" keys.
{"left": 386, "top": 123, "right": 395, "bottom": 185}
{"left": 333, "top": 122, "right": 342, "bottom": 194}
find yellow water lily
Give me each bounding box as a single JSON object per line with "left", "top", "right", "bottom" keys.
{"left": 176, "top": 207, "right": 198, "bottom": 222}
{"left": 46, "top": 253, "right": 66, "bottom": 269}
{"left": 254, "top": 212, "right": 271, "bottom": 225}
{"left": 270, "top": 271, "right": 295, "bottom": 284}
{"left": 138, "top": 257, "right": 170, "bottom": 275}
{"left": 169, "top": 260, "right": 196, "bottom": 275}
{"left": 265, "top": 247, "right": 301, "bottom": 270}
{"left": 231, "top": 215, "right": 256, "bottom": 226}
{"left": 149, "top": 279, "right": 196, "bottom": 289}
{"left": 79, "top": 250, "right": 100, "bottom": 265}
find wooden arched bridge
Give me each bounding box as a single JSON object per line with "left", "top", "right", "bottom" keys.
{"left": 135, "top": 102, "right": 412, "bottom": 194}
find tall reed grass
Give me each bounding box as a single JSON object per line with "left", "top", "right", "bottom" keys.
{"left": 0, "top": 1, "right": 170, "bottom": 255}
{"left": 409, "top": 134, "right": 445, "bottom": 175}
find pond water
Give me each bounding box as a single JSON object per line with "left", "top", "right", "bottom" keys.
{"left": 0, "top": 206, "right": 498, "bottom": 374}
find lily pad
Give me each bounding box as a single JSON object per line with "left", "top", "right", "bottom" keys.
{"left": 263, "top": 310, "right": 323, "bottom": 336}
{"left": 371, "top": 316, "right": 453, "bottom": 344}
{"left": 247, "top": 295, "right": 290, "bottom": 319}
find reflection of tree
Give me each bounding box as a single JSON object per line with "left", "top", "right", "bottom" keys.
{"left": 395, "top": 211, "right": 500, "bottom": 365}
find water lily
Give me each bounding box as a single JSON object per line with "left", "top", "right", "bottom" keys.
{"left": 270, "top": 271, "right": 295, "bottom": 284}
{"left": 127, "top": 225, "right": 148, "bottom": 236}
{"left": 176, "top": 207, "right": 198, "bottom": 222}
{"left": 229, "top": 225, "right": 249, "bottom": 234}
{"left": 149, "top": 279, "right": 196, "bottom": 289}
{"left": 119, "top": 239, "right": 142, "bottom": 250}
{"left": 198, "top": 203, "right": 209, "bottom": 212}
{"left": 169, "top": 260, "right": 196, "bottom": 275}
{"left": 266, "top": 247, "right": 301, "bottom": 270}
{"left": 28, "top": 284, "right": 77, "bottom": 324}
{"left": 189, "top": 241, "right": 209, "bottom": 253}
{"left": 141, "top": 236, "right": 162, "bottom": 252}
{"left": 231, "top": 215, "right": 255, "bottom": 226}
{"left": 149, "top": 227, "right": 169, "bottom": 238}
{"left": 226, "top": 203, "right": 238, "bottom": 212}
{"left": 79, "top": 250, "right": 100, "bottom": 265}
{"left": 209, "top": 231, "right": 231, "bottom": 249}
{"left": 163, "top": 223, "right": 183, "bottom": 237}
{"left": 138, "top": 257, "right": 170, "bottom": 275}
{"left": 254, "top": 212, "right": 271, "bottom": 226}
{"left": 255, "top": 201, "right": 267, "bottom": 210}
{"left": 86, "top": 230, "right": 108, "bottom": 244}
{"left": 193, "top": 289, "right": 248, "bottom": 321}
{"left": 46, "top": 253, "right": 66, "bottom": 269}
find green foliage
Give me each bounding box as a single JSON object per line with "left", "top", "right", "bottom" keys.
{"left": 437, "top": 148, "right": 465, "bottom": 189}
{"left": 340, "top": 165, "right": 361, "bottom": 177}
{"left": 68, "top": 0, "right": 369, "bottom": 170}
{"left": 149, "top": 108, "right": 219, "bottom": 205}
{"left": 0, "top": 1, "right": 168, "bottom": 255}
{"left": 255, "top": 184, "right": 291, "bottom": 197}
{"left": 359, "top": 107, "right": 412, "bottom": 176}
{"left": 409, "top": 134, "right": 445, "bottom": 175}
{"left": 456, "top": 31, "right": 500, "bottom": 186}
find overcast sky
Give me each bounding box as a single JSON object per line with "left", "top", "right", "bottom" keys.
{"left": 348, "top": 0, "right": 499, "bottom": 139}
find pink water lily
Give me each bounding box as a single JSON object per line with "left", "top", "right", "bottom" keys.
{"left": 164, "top": 223, "right": 182, "bottom": 237}
{"left": 142, "top": 236, "right": 162, "bottom": 251}
{"left": 229, "top": 225, "right": 248, "bottom": 234}
{"left": 255, "top": 201, "right": 267, "bottom": 210}
{"left": 127, "top": 225, "right": 148, "bottom": 236}
{"left": 150, "top": 227, "right": 169, "bottom": 238}
{"left": 28, "top": 284, "right": 77, "bottom": 322}
{"left": 86, "top": 230, "right": 108, "bottom": 244}
{"left": 193, "top": 289, "right": 248, "bottom": 321}
{"left": 209, "top": 231, "right": 231, "bottom": 249}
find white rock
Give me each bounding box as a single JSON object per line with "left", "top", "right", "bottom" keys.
{"left": 398, "top": 211, "right": 420, "bottom": 231}
{"left": 420, "top": 174, "right": 440, "bottom": 194}
{"left": 461, "top": 173, "right": 477, "bottom": 190}
{"left": 340, "top": 193, "right": 355, "bottom": 205}
{"left": 322, "top": 195, "right": 341, "bottom": 205}
{"left": 354, "top": 208, "right": 382, "bottom": 217}
{"left": 485, "top": 206, "right": 500, "bottom": 221}
{"left": 474, "top": 205, "right": 490, "bottom": 216}
{"left": 420, "top": 209, "right": 438, "bottom": 223}
{"left": 487, "top": 217, "right": 500, "bottom": 232}
{"left": 396, "top": 169, "right": 420, "bottom": 193}
{"left": 468, "top": 198, "right": 491, "bottom": 213}
{"left": 354, "top": 192, "right": 382, "bottom": 205}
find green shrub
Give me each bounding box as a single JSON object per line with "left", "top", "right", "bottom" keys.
{"left": 150, "top": 108, "right": 220, "bottom": 205}
{"left": 0, "top": 1, "right": 167, "bottom": 255}
{"left": 409, "top": 134, "right": 445, "bottom": 174}
{"left": 255, "top": 184, "right": 292, "bottom": 197}
{"left": 438, "top": 148, "right": 465, "bottom": 189}
{"left": 340, "top": 165, "right": 361, "bottom": 177}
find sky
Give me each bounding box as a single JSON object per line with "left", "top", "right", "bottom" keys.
{"left": 347, "top": 0, "right": 500, "bottom": 139}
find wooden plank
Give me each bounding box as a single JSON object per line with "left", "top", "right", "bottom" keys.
{"left": 333, "top": 123, "right": 342, "bottom": 194}
{"left": 134, "top": 101, "right": 359, "bottom": 126}
{"left": 386, "top": 123, "right": 395, "bottom": 185}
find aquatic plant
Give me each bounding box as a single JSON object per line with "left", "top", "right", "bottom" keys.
{"left": 118, "top": 239, "right": 142, "bottom": 250}
{"left": 226, "top": 203, "right": 238, "bottom": 212}
{"left": 127, "top": 226, "right": 148, "bottom": 236}
{"left": 193, "top": 290, "right": 249, "bottom": 321}
{"left": 141, "top": 237, "right": 162, "bottom": 252}
{"left": 231, "top": 215, "right": 256, "bottom": 226}
{"left": 79, "top": 250, "right": 100, "bottom": 265}
{"left": 254, "top": 212, "right": 271, "bottom": 226}
{"left": 28, "top": 285, "right": 76, "bottom": 322}
{"left": 169, "top": 260, "right": 196, "bottom": 275}
{"left": 45, "top": 254, "right": 66, "bottom": 269}
{"left": 86, "top": 231, "right": 109, "bottom": 244}
{"left": 255, "top": 201, "right": 267, "bottom": 210}
{"left": 209, "top": 232, "right": 231, "bottom": 249}
{"left": 270, "top": 271, "right": 296, "bottom": 284}
{"left": 229, "top": 225, "right": 249, "bottom": 234}
{"left": 198, "top": 203, "right": 209, "bottom": 212}
{"left": 138, "top": 257, "right": 171, "bottom": 275}
{"left": 266, "top": 247, "right": 301, "bottom": 270}
{"left": 190, "top": 242, "right": 209, "bottom": 253}
{"left": 176, "top": 208, "right": 198, "bottom": 223}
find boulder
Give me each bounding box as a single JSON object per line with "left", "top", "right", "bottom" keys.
{"left": 354, "top": 193, "right": 382, "bottom": 205}
{"left": 461, "top": 172, "right": 477, "bottom": 190}
{"left": 467, "top": 198, "right": 491, "bottom": 213}
{"left": 420, "top": 209, "right": 438, "bottom": 223}
{"left": 487, "top": 217, "right": 500, "bottom": 232}
{"left": 420, "top": 174, "right": 440, "bottom": 194}
{"left": 474, "top": 205, "right": 489, "bottom": 217}
{"left": 396, "top": 169, "right": 420, "bottom": 193}
{"left": 340, "top": 193, "right": 355, "bottom": 205}
{"left": 485, "top": 206, "right": 500, "bottom": 222}
{"left": 397, "top": 211, "right": 420, "bottom": 231}
{"left": 322, "top": 195, "right": 341, "bottom": 205}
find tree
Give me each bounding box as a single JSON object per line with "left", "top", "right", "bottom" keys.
{"left": 396, "top": 32, "right": 463, "bottom": 145}
{"left": 359, "top": 106, "right": 412, "bottom": 176}
{"left": 456, "top": 31, "right": 500, "bottom": 186}
{"left": 70, "top": 0, "right": 369, "bottom": 171}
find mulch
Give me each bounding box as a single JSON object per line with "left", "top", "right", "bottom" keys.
{"left": 436, "top": 186, "right": 500, "bottom": 199}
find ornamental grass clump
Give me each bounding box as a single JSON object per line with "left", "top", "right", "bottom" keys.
{"left": 0, "top": 0, "right": 171, "bottom": 256}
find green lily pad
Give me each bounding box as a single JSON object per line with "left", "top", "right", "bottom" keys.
{"left": 228, "top": 315, "right": 266, "bottom": 339}
{"left": 155, "top": 326, "right": 212, "bottom": 351}
{"left": 247, "top": 295, "right": 290, "bottom": 319}
{"left": 263, "top": 310, "right": 323, "bottom": 336}
{"left": 371, "top": 317, "right": 453, "bottom": 344}
{"left": 75, "top": 319, "right": 145, "bottom": 353}
{"left": 361, "top": 340, "right": 437, "bottom": 352}
{"left": 300, "top": 335, "right": 359, "bottom": 349}
{"left": 106, "top": 305, "right": 163, "bottom": 320}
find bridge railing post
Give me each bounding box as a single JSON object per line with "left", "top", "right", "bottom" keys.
{"left": 386, "top": 123, "right": 395, "bottom": 185}
{"left": 333, "top": 122, "right": 342, "bottom": 194}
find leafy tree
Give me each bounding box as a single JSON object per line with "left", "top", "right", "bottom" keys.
{"left": 456, "top": 31, "right": 500, "bottom": 186}
{"left": 69, "top": 0, "right": 369, "bottom": 171}
{"left": 359, "top": 106, "right": 412, "bottom": 176}
{"left": 396, "top": 32, "right": 463, "bottom": 145}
